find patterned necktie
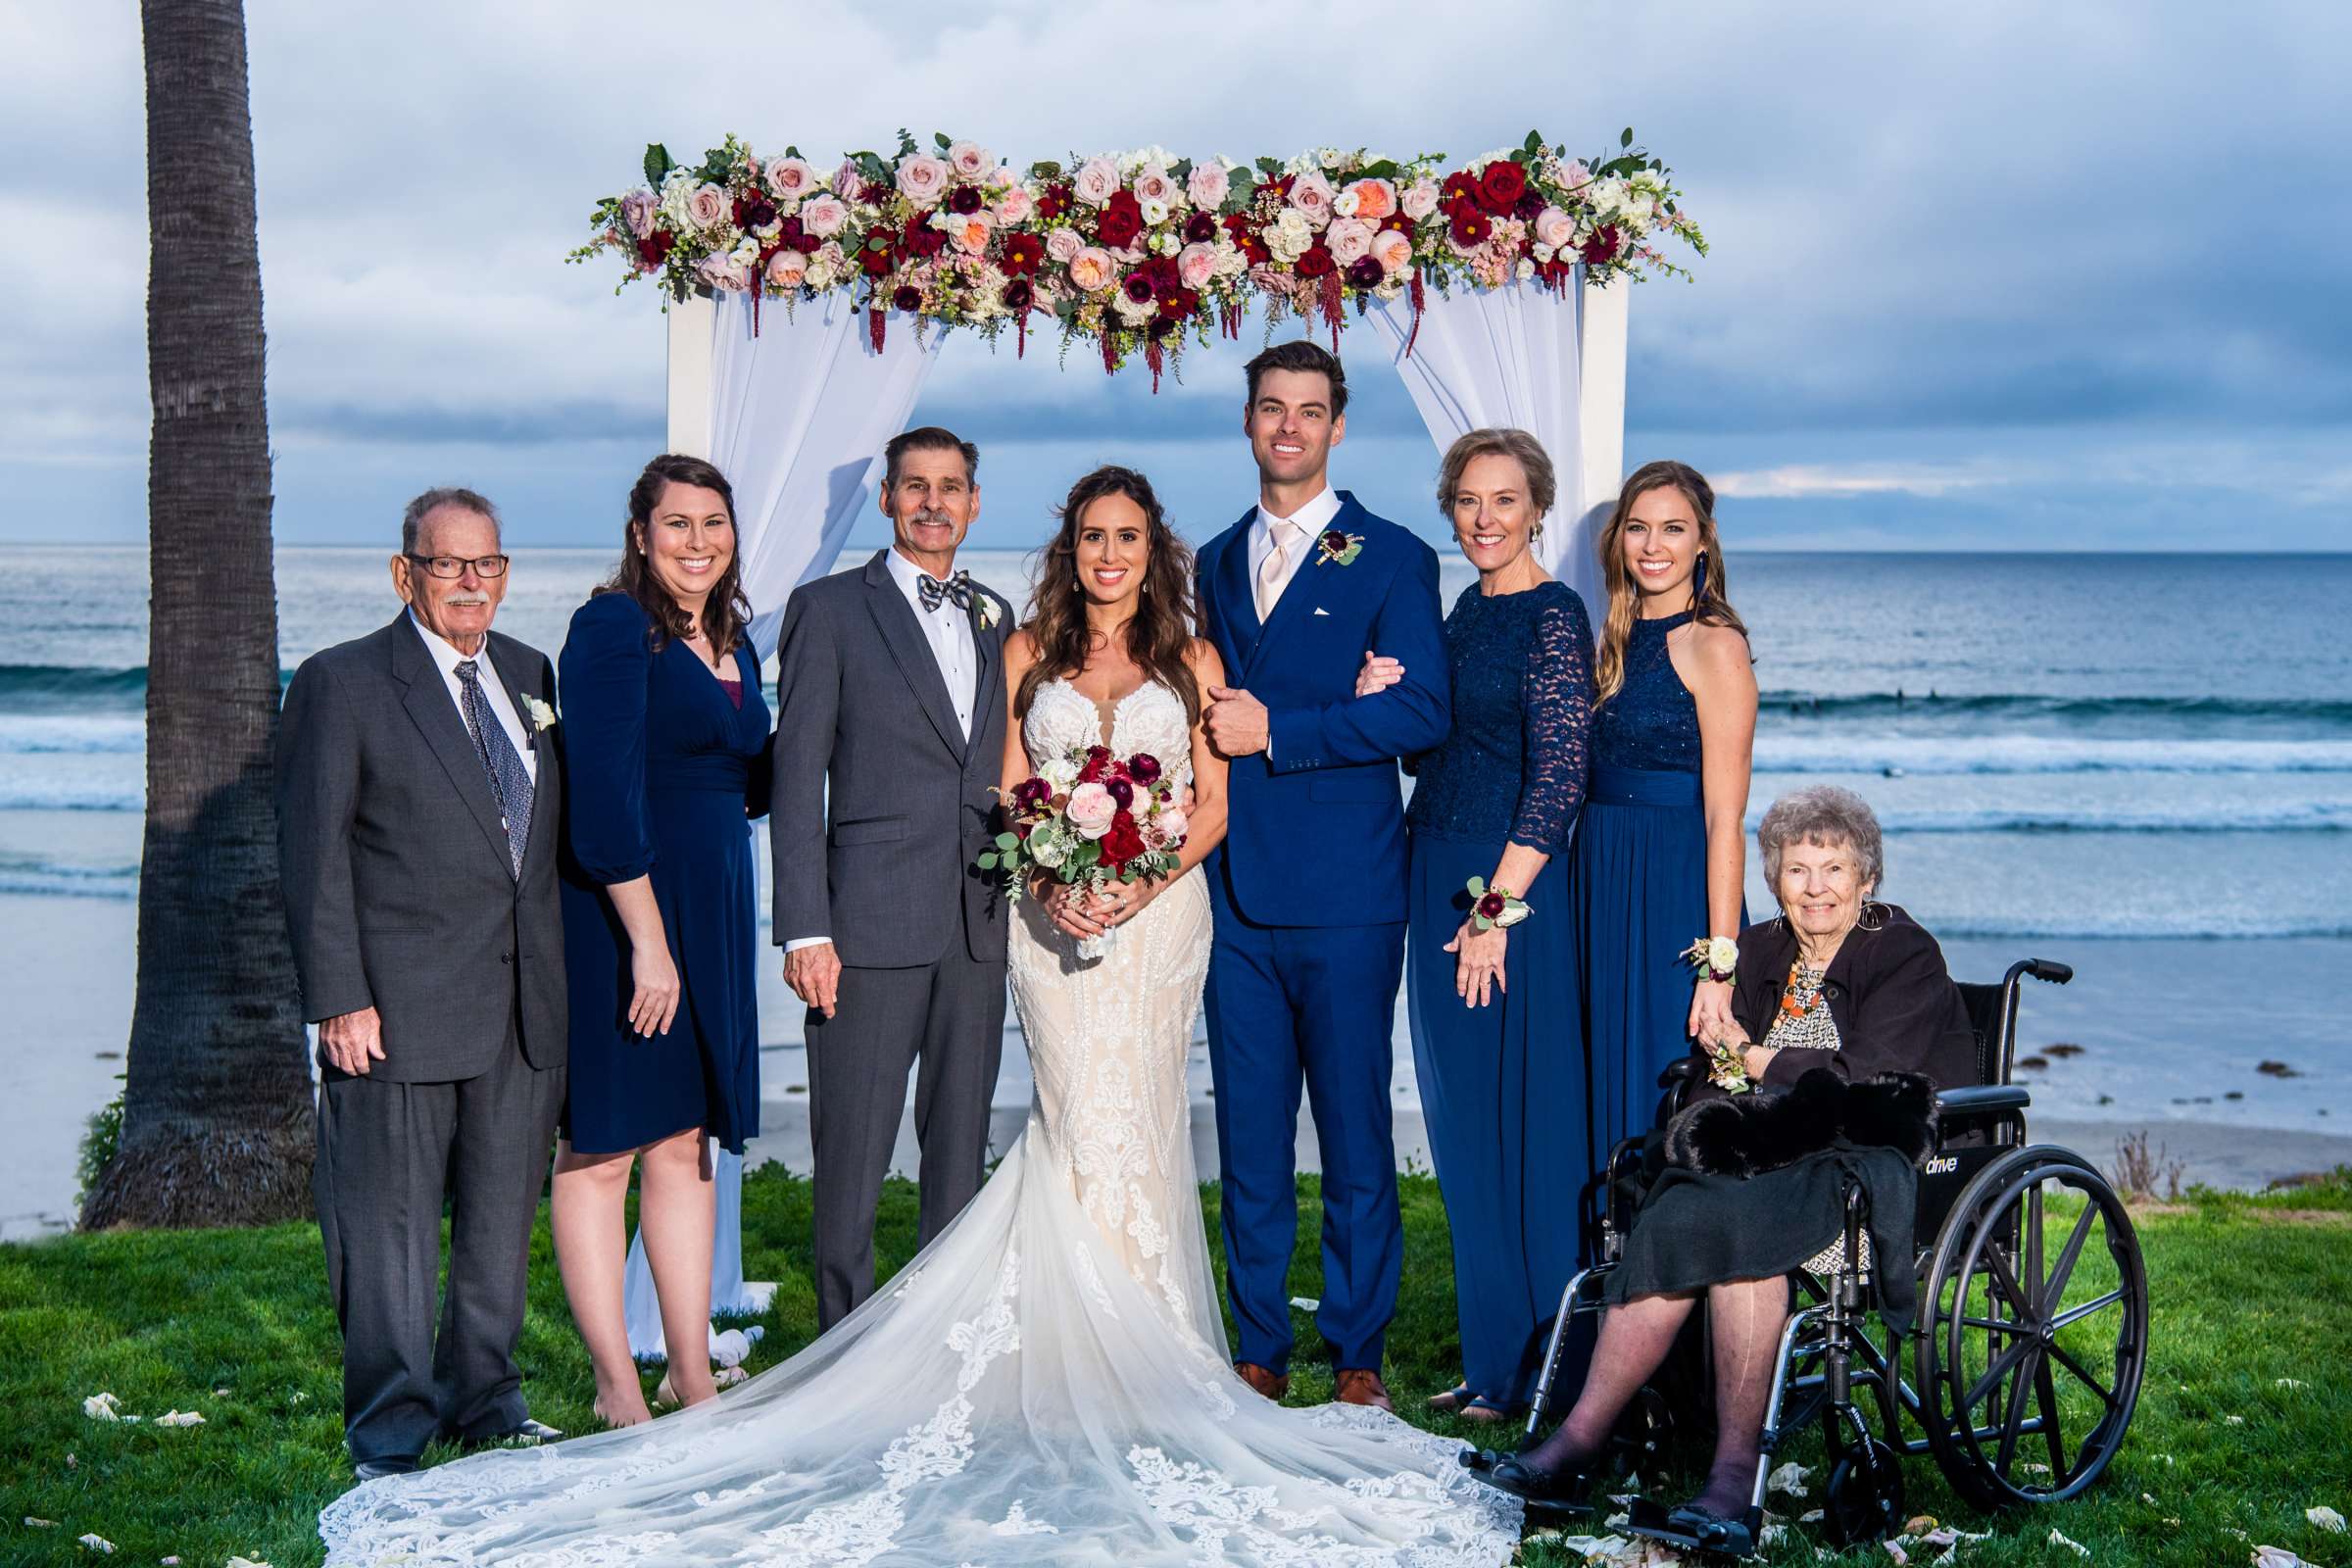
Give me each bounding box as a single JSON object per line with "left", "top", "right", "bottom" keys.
{"left": 1255, "top": 519, "right": 1300, "bottom": 623}
{"left": 455, "top": 660, "right": 533, "bottom": 878}
{"left": 917, "top": 569, "right": 973, "bottom": 613}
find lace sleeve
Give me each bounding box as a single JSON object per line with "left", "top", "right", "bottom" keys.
{"left": 1509, "top": 591, "right": 1595, "bottom": 854}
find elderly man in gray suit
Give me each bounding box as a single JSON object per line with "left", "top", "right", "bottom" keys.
{"left": 277, "top": 487, "right": 567, "bottom": 1480}
{"left": 771, "top": 426, "right": 1011, "bottom": 1330}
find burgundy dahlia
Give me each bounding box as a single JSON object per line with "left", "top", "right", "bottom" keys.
{"left": 1580, "top": 223, "right": 1621, "bottom": 266}
{"left": 949, "top": 184, "right": 983, "bottom": 215}
{"left": 1000, "top": 232, "right": 1044, "bottom": 275}
{"left": 1129, "top": 754, "right": 1162, "bottom": 785}
{"left": 1449, "top": 206, "right": 1493, "bottom": 247}
{"left": 892, "top": 284, "right": 923, "bottom": 312}
{"left": 1345, "top": 256, "right": 1384, "bottom": 288}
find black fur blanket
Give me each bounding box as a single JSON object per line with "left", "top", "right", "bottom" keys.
{"left": 1664, "top": 1068, "right": 1937, "bottom": 1179}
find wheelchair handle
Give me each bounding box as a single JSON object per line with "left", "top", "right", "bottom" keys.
{"left": 2025, "top": 958, "right": 2073, "bottom": 985}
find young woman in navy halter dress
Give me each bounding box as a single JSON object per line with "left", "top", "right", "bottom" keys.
{"left": 1569, "top": 461, "right": 1756, "bottom": 1190}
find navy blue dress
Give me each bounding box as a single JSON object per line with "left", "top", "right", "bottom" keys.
{"left": 1570, "top": 609, "right": 1728, "bottom": 1163}
{"left": 1403, "top": 579, "right": 1593, "bottom": 1412}
{"left": 558, "top": 593, "right": 770, "bottom": 1154}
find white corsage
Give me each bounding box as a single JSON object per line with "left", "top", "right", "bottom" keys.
{"left": 521, "top": 695, "right": 558, "bottom": 733}
{"left": 976, "top": 592, "right": 1002, "bottom": 631}
{"left": 1681, "top": 935, "right": 1738, "bottom": 985}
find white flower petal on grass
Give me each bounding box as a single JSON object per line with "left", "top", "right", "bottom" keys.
{"left": 1287, "top": 1296, "right": 1320, "bottom": 1312}
{"left": 1768, "top": 1460, "right": 1812, "bottom": 1497}
{"left": 2226, "top": 1414, "right": 2247, "bottom": 1425}
{"left": 2277, "top": 1378, "right": 2310, "bottom": 1391}
{"left": 2048, "top": 1528, "right": 2090, "bottom": 1556}
{"left": 77, "top": 1535, "right": 114, "bottom": 1554}
{"left": 2309, "top": 1506, "right": 2347, "bottom": 1532}
{"left": 712, "top": 1366, "right": 749, "bottom": 1389}
{"left": 1882, "top": 1543, "right": 1908, "bottom": 1566}
{"left": 153, "top": 1409, "right": 205, "bottom": 1428}
{"left": 2252, "top": 1548, "right": 2320, "bottom": 1568}
{"left": 225, "top": 1557, "right": 276, "bottom": 1568}
{"left": 1799, "top": 1509, "right": 1825, "bottom": 1523}
{"left": 25, "top": 1517, "right": 57, "bottom": 1527}
{"left": 81, "top": 1392, "right": 122, "bottom": 1421}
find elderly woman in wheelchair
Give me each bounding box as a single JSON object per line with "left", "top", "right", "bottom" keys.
{"left": 1466, "top": 786, "right": 2148, "bottom": 1556}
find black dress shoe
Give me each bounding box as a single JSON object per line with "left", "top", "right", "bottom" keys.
{"left": 353, "top": 1455, "right": 417, "bottom": 1482}
{"left": 1468, "top": 1453, "right": 1596, "bottom": 1517}
{"left": 1659, "top": 1499, "right": 1761, "bottom": 1557}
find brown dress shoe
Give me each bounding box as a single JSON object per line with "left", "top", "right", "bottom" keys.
{"left": 1334, "top": 1368, "right": 1395, "bottom": 1413}
{"left": 1234, "top": 1361, "right": 1291, "bottom": 1401}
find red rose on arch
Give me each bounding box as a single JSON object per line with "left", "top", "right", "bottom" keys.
{"left": 1102, "top": 810, "right": 1147, "bottom": 867}
{"left": 1295, "top": 244, "right": 1336, "bottom": 278}
{"left": 1000, "top": 232, "right": 1044, "bottom": 275}
{"left": 1098, "top": 190, "right": 1145, "bottom": 248}
{"left": 1580, "top": 223, "right": 1621, "bottom": 266}
{"left": 1476, "top": 159, "right": 1527, "bottom": 213}
{"left": 637, "top": 230, "right": 675, "bottom": 268}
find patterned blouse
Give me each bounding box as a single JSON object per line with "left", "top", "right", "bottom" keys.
{"left": 1766, "top": 960, "right": 1872, "bottom": 1273}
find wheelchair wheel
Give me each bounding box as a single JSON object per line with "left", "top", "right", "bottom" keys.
{"left": 1915, "top": 1147, "right": 2148, "bottom": 1510}
{"left": 1821, "top": 1438, "right": 1905, "bottom": 1546}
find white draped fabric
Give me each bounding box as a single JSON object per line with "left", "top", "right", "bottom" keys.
{"left": 1364, "top": 275, "right": 1596, "bottom": 614}
{"left": 706, "top": 289, "right": 944, "bottom": 658}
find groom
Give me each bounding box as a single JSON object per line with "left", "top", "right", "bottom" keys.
{"left": 770, "top": 426, "right": 1012, "bottom": 1331}
{"left": 1198, "top": 342, "right": 1450, "bottom": 1410}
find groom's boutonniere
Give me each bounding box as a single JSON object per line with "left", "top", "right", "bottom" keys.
{"left": 976, "top": 592, "right": 1002, "bottom": 631}
{"left": 521, "top": 695, "right": 558, "bottom": 734}
{"left": 1314, "top": 528, "right": 1363, "bottom": 567}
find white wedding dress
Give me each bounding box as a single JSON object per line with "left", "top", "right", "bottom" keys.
{"left": 319, "top": 678, "right": 1518, "bottom": 1567}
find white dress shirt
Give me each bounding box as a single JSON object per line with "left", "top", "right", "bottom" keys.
{"left": 787, "top": 550, "right": 978, "bottom": 955}
{"left": 409, "top": 610, "right": 536, "bottom": 786}
{"left": 1249, "top": 483, "right": 1344, "bottom": 622}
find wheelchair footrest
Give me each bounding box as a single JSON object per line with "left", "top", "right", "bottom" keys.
{"left": 1623, "top": 1497, "right": 1762, "bottom": 1559}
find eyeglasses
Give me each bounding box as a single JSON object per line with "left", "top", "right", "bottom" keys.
{"left": 405, "top": 553, "right": 511, "bottom": 579}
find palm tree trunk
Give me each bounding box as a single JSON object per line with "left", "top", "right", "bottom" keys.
{"left": 81, "top": 0, "right": 315, "bottom": 1228}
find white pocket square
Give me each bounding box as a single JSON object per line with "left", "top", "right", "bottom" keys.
{"left": 1312, "top": 607, "right": 1331, "bottom": 616}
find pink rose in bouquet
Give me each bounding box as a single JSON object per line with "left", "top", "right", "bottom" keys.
{"left": 1131, "top": 164, "right": 1181, "bottom": 208}
{"left": 995, "top": 185, "right": 1035, "bottom": 225}
{"left": 1065, "top": 782, "right": 1117, "bottom": 840}
{"left": 801, "top": 196, "right": 850, "bottom": 238}
{"left": 686, "top": 182, "right": 730, "bottom": 232}
{"left": 620, "top": 188, "right": 659, "bottom": 240}
{"left": 1187, "top": 162, "right": 1231, "bottom": 212}
{"left": 896, "top": 155, "right": 952, "bottom": 208}
{"left": 765, "top": 157, "right": 816, "bottom": 203}
{"left": 948, "top": 141, "right": 994, "bottom": 178}
{"left": 1067, "top": 246, "right": 1116, "bottom": 291}
{"left": 1045, "top": 226, "right": 1086, "bottom": 265}
{"left": 696, "top": 251, "right": 751, "bottom": 291}
{"left": 1073, "top": 158, "right": 1121, "bottom": 207}
{"left": 1176, "top": 241, "right": 1219, "bottom": 291}
{"left": 948, "top": 211, "right": 996, "bottom": 254}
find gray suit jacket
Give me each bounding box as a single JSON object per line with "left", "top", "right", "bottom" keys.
{"left": 770, "top": 552, "right": 1009, "bottom": 968}
{"left": 276, "top": 614, "right": 566, "bottom": 1081}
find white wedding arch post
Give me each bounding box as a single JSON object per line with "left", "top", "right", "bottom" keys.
{"left": 619, "top": 274, "right": 1631, "bottom": 1361}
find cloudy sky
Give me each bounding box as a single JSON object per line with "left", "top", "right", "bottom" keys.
{"left": 7, "top": 0, "right": 2346, "bottom": 555}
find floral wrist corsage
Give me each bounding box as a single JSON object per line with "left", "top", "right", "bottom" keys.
{"left": 1466, "top": 876, "right": 1529, "bottom": 932}
{"left": 1704, "top": 1037, "right": 1756, "bottom": 1096}
{"left": 1680, "top": 935, "right": 1738, "bottom": 986}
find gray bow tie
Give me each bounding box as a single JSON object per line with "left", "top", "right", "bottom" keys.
{"left": 917, "top": 570, "right": 973, "bottom": 613}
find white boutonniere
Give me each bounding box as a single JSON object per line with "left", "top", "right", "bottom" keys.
{"left": 1313, "top": 528, "right": 1364, "bottom": 567}
{"left": 976, "top": 592, "right": 1001, "bottom": 630}
{"left": 521, "top": 695, "right": 558, "bottom": 733}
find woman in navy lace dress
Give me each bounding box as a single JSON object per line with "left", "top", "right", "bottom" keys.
{"left": 1362, "top": 429, "right": 1593, "bottom": 1422}
{"left": 1572, "top": 461, "right": 1756, "bottom": 1179}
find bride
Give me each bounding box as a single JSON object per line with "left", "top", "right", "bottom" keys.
{"left": 319, "top": 466, "right": 1519, "bottom": 1566}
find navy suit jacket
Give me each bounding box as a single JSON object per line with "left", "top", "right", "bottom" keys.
{"left": 1196, "top": 491, "right": 1449, "bottom": 926}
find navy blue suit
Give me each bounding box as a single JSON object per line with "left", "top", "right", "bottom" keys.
{"left": 1195, "top": 491, "right": 1450, "bottom": 1375}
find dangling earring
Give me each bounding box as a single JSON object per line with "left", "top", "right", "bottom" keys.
{"left": 1856, "top": 898, "right": 1886, "bottom": 933}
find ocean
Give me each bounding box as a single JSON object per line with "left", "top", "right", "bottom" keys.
{"left": 2, "top": 544, "right": 2345, "bottom": 1235}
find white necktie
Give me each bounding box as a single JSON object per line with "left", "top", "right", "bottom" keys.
{"left": 1256, "top": 519, "right": 1300, "bottom": 623}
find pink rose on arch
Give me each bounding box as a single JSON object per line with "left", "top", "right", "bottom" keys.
{"left": 831, "top": 160, "right": 867, "bottom": 203}
{"left": 619, "top": 188, "right": 658, "bottom": 240}
{"left": 1326, "top": 218, "right": 1375, "bottom": 268}
{"left": 994, "top": 185, "right": 1034, "bottom": 226}
{"left": 1533, "top": 206, "right": 1577, "bottom": 253}
{"left": 1131, "top": 164, "right": 1180, "bottom": 208}
{"left": 685, "top": 182, "right": 730, "bottom": 232}
{"left": 1176, "top": 241, "right": 1219, "bottom": 291}
{"left": 765, "top": 157, "right": 815, "bottom": 203}
{"left": 1067, "top": 246, "right": 1116, "bottom": 291}
{"left": 948, "top": 141, "right": 993, "bottom": 179}
{"left": 1045, "top": 226, "right": 1086, "bottom": 265}
{"left": 765, "top": 249, "right": 808, "bottom": 289}
{"left": 1370, "top": 228, "right": 1414, "bottom": 275}
{"left": 1288, "top": 170, "right": 1336, "bottom": 227}
{"left": 800, "top": 196, "right": 850, "bottom": 238}
{"left": 1187, "top": 162, "right": 1230, "bottom": 212}
{"left": 695, "top": 252, "right": 751, "bottom": 291}
{"left": 1558, "top": 159, "right": 1593, "bottom": 193}
{"left": 896, "top": 155, "right": 952, "bottom": 208}
{"left": 1066, "top": 782, "right": 1116, "bottom": 840}
{"left": 1345, "top": 178, "right": 1397, "bottom": 221}
{"left": 949, "top": 210, "right": 996, "bottom": 254}
{"left": 1072, "top": 158, "right": 1121, "bottom": 207}
{"left": 1400, "top": 180, "right": 1441, "bottom": 220}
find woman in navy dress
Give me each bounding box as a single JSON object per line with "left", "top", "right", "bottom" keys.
{"left": 553, "top": 454, "right": 771, "bottom": 1427}
{"left": 1571, "top": 461, "right": 1756, "bottom": 1181}
{"left": 1362, "top": 429, "right": 1593, "bottom": 1423}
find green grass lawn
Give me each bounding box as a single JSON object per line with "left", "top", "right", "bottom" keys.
{"left": 2, "top": 1169, "right": 2346, "bottom": 1566}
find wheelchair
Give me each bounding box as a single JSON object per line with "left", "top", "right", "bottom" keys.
{"left": 1505, "top": 958, "right": 2150, "bottom": 1552}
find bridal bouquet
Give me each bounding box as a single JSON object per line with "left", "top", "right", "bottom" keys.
{"left": 979, "top": 744, "right": 1187, "bottom": 957}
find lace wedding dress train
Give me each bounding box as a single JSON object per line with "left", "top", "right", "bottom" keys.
{"left": 319, "top": 678, "right": 1519, "bottom": 1567}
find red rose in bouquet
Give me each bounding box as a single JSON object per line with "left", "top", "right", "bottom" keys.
{"left": 1077, "top": 745, "right": 1112, "bottom": 783}
{"left": 1101, "top": 810, "right": 1148, "bottom": 868}
{"left": 1476, "top": 159, "right": 1527, "bottom": 213}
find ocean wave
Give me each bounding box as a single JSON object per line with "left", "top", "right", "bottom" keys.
{"left": 0, "top": 713, "right": 145, "bottom": 755}
{"left": 0, "top": 787, "right": 141, "bottom": 812}
{"left": 0, "top": 663, "right": 151, "bottom": 712}
{"left": 1758, "top": 691, "right": 2352, "bottom": 728}
{"left": 1929, "top": 917, "right": 2352, "bottom": 941}
{"left": 1856, "top": 804, "right": 2348, "bottom": 834}
{"left": 0, "top": 854, "right": 138, "bottom": 900}
{"left": 1755, "top": 736, "right": 2352, "bottom": 775}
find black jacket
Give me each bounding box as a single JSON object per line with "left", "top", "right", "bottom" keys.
{"left": 1682, "top": 904, "right": 1976, "bottom": 1104}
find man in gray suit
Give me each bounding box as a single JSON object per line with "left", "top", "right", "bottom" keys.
{"left": 277, "top": 488, "right": 566, "bottom": 1480}
{"left": 771, "top": 426, "right": 1011, "bottom": 1329}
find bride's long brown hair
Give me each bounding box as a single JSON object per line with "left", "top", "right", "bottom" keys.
{"left": 1014, "top": 466, "right": 1202, "bottom": 725}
